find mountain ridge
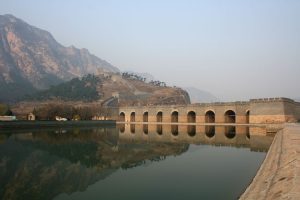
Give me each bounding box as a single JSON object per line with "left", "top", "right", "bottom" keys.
{"left": 0, "top": 14, "right": 119, "bottom": 102}
{"left": 0, "top": 14, "right": 191, "bottom": 108}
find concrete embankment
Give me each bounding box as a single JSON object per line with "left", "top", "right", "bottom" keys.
{"left": 0, "top": 120, "right": 116, "bottom": 130}
{"left": 240, "top": 124, "right": 300, "bottom": 199}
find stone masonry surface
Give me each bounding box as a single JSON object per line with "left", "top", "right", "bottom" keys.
{"left": 240, "top": 123, "right": 300, "bottom": 200}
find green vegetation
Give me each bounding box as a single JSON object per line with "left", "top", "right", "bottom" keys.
{"left": 0, "top": 104, "right": 13, "bottom": 116}
{"left": 27, "top": 74, "right": 102, "bottom": 101}
{"left": 33, "top": 104, "right": 95, "bottom": 120}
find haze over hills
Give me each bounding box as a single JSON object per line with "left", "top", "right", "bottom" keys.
{"left": 0, "top": 14, "right": 118, "bottom": 102}
{"left": 120, "top": 72, "right": 216, "bottom": 104}
{"left": 184, "top": 87, "right": 219, "bottom": 103}
{"left": 123, "top": 71, "right": 155, "bottom": 83}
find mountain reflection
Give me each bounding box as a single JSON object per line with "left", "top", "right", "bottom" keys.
{"left": 0, "top": 125, "right": 272, "bottom": 200}
{"left": 0, "top": 126, "right": 188, "bottom": 200}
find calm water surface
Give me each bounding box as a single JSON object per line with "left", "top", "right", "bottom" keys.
{"left": 0, "top": 125, "right": 273, "bottom": 200}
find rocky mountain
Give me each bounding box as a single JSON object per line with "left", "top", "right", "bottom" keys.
{"left": 184, "top": 87, "right": 219, "bottom": 103}
{"left": 0, "top": 14, "right": 119, "bottom": 102}
{"left": 0, "top": 14, "right": 190, "bottom": 107}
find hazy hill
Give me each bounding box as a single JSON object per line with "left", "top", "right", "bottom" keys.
{"left": 25, "top": 73, "right": 190, "bottom": 106}
{"left": 0, "top": 14, "right": 118, "bottom": 102}
{"left": 294, "top": 98, "right": 300, "bottom": 102}
{"left": 184, "top": 87, "right": 218, "bottom": 103}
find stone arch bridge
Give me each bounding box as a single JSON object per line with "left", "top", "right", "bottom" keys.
{"left": 118, "top": 98, "right": 300, "bottom": 124}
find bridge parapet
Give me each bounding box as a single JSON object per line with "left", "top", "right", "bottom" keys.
{"left": 250, "top": 97, "right": 295, "bottom": 103}
{"left": 191, "top": 101, "right": 249, "bottom": 106}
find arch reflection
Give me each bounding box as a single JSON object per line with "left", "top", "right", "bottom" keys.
{"left": 143, "top": 124, "right": 148, "bottom": 134}
{"left": 171, "top": 125, "right": 179, "bottom": 136}
{"left": 156, "top": 124, "right": 163, "bottom": 135}
{"left": 225, "top": 126, "right": 236, "bottom": 139}
{"left": 119, "top": 124, "right": 125, "bottom": 133}
{"left": 205, "top": 126, "right": 215, "bottom": 138}
{"left": 117, "top": 125, "right": 273, "bottom": 152}
{"left": 130, "top": 124, "right": 135, "bottom": 134}
{"left": 187, "top": 125, "right": 196, "bottom": 137}
{"left": 246, "top": 127, "right": 250, "bottom": 139}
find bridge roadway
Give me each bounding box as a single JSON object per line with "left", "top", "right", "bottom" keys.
{"left": 240, "top": 123, "right": 300, "bottom": 199}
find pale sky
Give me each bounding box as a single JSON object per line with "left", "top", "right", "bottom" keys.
{"left": 1, "top": 0, "right": 300, "bottom": 101}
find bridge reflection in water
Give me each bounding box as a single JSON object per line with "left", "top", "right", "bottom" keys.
{"left": 118, "top": 124, "right": 273, "bottom": 152}
{"left": 0, "top": 125, "right": 273, "bottom": 200}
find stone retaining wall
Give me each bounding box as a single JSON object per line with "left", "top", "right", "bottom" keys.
{"left": 240, "top": 124, "right": 300, "bottom": 199}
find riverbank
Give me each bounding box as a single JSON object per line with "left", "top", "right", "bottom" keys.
{"left": 240, "top": 123, "right": 300, "bottom": 199}
{"left": 0, "top": 120, "right": 116, "bottom": 130}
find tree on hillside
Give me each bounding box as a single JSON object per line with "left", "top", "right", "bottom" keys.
{"left": 34, "top": 104, "right": 99, "bottom": 120}
{"left": 27, "top": 74, "right": 102, "bottom": 101}
{"left": 0, "top": 104, "right": 13, "bottom": 116}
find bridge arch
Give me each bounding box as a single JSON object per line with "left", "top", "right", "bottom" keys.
{"left": 157, "top": 111, "right": 163, "bottom": 122}
{"left": 143, "top": 112, "right": 148, "bottom": 122}
{"left": 119, "top": 112, "right": 125, "bottom": 122}
{"left": 187, "top": 111, "right": 196, "bottom": 123}
{"left": 205, "top": 110, "right": 215, "bottom": 123}
{"left": 171, "top": 111, "right": 179, "bottom": 123}
{"left": 224, "top": 110, "right": 236, "bottom": 123}
{"left": 130, "top": 112, "right": 136, "bottom": 122}
{"left": 246, "top": 110, "right": 250, "bottom": 123}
